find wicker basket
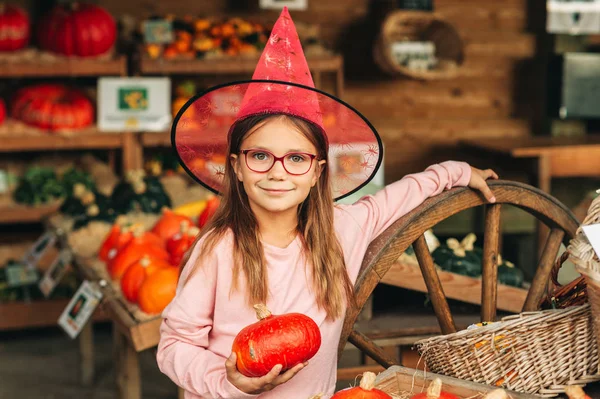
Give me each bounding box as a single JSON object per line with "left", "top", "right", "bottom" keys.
{"left": 373, "top": 10, "right": 464, "bottom": 80}
{"left": 416, "top": 305, "right": 600, "bottom": 397}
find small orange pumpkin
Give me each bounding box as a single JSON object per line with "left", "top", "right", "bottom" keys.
{"left": 137, "top": 266, "right": 179, "bottom": 314}
{"left": 565, "top": 386, "right": 592, "bottom": 399}
{"left": 120, "top": 256, "right": 172, "bottom": 303}
{"left": 107, "top": 233, "right": 169, "bottom": 280}
{"left": 331, "top": 372, "right": 391, "bottom": 399}
{"left": 151, "top": 208, "right": 194, "bottom": 242}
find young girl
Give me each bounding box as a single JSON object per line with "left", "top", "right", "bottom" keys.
{"left": 158, "top": 8, "right": 497, "bottom": 399}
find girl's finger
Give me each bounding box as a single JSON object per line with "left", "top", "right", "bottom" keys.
{"left": 480, "top": 184, "right": 496, "bottom": 203}
{"left": 257, "top": 364, "right": 283, "bottom": 386}
{"left": 272, "top": 362, "right": 305, "bottom": 386}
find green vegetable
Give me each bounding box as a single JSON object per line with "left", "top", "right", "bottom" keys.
{"left": 13, "top": 167, "right": 65, "bottom": 205}
{"left": 432, "top": 234, "right": 482, "bottom": 277}
{"left": 110, "top": 172, "right": 171, "bottom": 214}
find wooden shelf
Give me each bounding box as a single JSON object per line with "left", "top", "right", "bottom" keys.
{"left": 0, "top": 202, "right": 62, "bottom": 224}
{"left": 381, "top": 259, "right": 528, "bottom": 314}
{"left": 139, "top": 131, "right": 171, "bottom": 147}
{"left": 0, "top": 54, "right": 127, "bottom": 78}
{"left": 0, "top": 298, "right": 108, "bottom": 330}
{"left": 139, "top": 53, "right": 343, "bottom": 75}
{"left": 0, "top": 125, "right": 127, "bottom": 153}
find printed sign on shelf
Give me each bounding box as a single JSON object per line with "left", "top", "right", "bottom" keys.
{"left": 22, "top": 231, "right": 56, "bottom": 270}
{"left": 98, "top": 77, "right": 171, "bottom": 132}
{"left": 58, "top": 281, "right": 103, "bottom": 339}
{"left": 39, "top": 250, "right": 72, "bottom": 298}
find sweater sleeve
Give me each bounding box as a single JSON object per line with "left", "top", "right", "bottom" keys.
{"left": 156, "top": 240, "right": 258, "bottom": 399}
{"left": 338, "top": 161, "right": 471, "bottom": 244}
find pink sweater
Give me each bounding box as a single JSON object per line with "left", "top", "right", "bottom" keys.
{"left": 157, "top": 161, "right": 471, "bottom": 399}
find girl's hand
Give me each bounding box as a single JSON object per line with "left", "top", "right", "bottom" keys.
{"left": 469, "top": 167, "right": 499, "bottom": 203}
{"left": 225, "top": 352, "right": 307, "bottom": 394}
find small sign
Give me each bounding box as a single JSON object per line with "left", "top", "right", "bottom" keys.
{"left": 259, "top": 0, "right": 308, "bottom": 11}
{"left": 98, "top": 77, "right": 171, "bottom": 132}
{"left": 0, "top": 170, "right": 8, "bottom": 194}
{"left": 142, "top": 19, "right": 174, "bottom": 44}
{"left": 582, "top": 223, "right": 600, "bottom": 260}
{"left": 58, "top": 281, "right": 103, "bottom": 339}
{"left": 39, "top": 250, "right": 72, "bottom": 298}
{"left": 22, "top": 231, "right": 56, "bottom": 270}
{"left": 391, "top": 41, "right": 437, "bottom": 71}
{"left": 547, "top": 0, "right": 600, "bottom": 34}
{"left": 6, "top": 262, "right": 39, "bottom": 287}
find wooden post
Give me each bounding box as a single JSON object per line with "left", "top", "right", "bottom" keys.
{"left": 79, "top": 322, "right": 94, "bottom": 386}
{"left": 113, "top": 324, "right": 141, "bottom": 399}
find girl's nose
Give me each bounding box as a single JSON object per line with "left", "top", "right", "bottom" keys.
{"left": 267, "top": 159, "right": 287, "bottom": 179}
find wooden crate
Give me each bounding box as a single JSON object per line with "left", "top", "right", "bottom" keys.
{"left": 375, "top": 365, "right": 539, "bottom": 398}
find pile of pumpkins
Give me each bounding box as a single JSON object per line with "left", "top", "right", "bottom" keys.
{"left": 143, "top": 15, "right": 269, "bottom": 60}
{"left": 0, "top": 3, "right": 118, "bottom": 131}
{"left": 97, "top": 196, "right": 219, "bottom": 315}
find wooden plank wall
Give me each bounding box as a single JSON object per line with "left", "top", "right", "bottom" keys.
{"left": 13, "top": 0, "right": 546, "bottom": 182}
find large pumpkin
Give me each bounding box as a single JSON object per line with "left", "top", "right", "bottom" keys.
{"left": 232, "top": 304, "right": 321, "bottom": 378}
{"left": 331, "top": 372, "right": 391, "bottom": 399}
{"left": 0, "top": 4, "right": 30, "bottom": 52}
{"left": 11, "top": 84, "right": 94, "bottom": 131}
{"left": 167, "top": 224, "right": 199, "bottom": 266}
{"left": 37, "top": 3, "right": 116, "bottom": 57}
{"left": 120, "top": 256, "right": 172, "bottom": 303}
{"left": 137, "top": 266, "right": 179, "bottom": 314}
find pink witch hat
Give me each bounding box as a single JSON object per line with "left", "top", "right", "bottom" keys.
{"left": 172, "top": 7, "right": 382, "bottom": 200}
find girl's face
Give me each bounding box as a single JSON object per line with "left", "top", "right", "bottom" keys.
{"left": 231, "top": 117, "right": 325, "bottom": 217}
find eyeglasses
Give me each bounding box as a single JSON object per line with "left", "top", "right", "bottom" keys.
{"left": 241, "top": 148, "right": 317, "bottom": 175}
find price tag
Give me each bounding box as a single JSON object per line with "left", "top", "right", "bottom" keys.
{"left": 39, "top": 250, "right": 72, "bottom": 298}
{"left": 22, "top": 231, "right": 56, "bottom": 270}
{"left": 142, "top": 19, "right": 174, "bottom": 44}
{"left": 58, "top": 281, "right": 103, "bottom": 339}
{"left": 6, "top": 262, "right": 39, "bottom": 287}
{"left": 582, "top": 223, "right": 600, "bottom": 259}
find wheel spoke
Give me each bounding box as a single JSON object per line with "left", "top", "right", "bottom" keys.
{"left": 482, "top": 204, "right": 502, "bottom": 321}
{"left": 413, "top": 234, "right": 456, "bottom": 334}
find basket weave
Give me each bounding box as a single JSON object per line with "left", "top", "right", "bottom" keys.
{"left": 416, "top": 305, "right": 600, "bottom": 397}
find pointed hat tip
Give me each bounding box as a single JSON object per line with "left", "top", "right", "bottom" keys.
{"left": 280, "top": 6, "right": 290, "bottom": 16}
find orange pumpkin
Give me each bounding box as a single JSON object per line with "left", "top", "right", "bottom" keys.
{"left": 151, "top": 208, "right": 194, "bottom": 242}
{"left": 409, "top": 378, "right": 459, "bottom": 399}
{"left": 138, "top": 266, "right": 179, "bottom": 314}
{"left": 331, "top": 372, "right": 391, "bottom": 399}
{"left": 107, "top": 233, "right": 169, "bottom": 280}
{"left": 120, "top": 256, "right": 172, "bottom": 303}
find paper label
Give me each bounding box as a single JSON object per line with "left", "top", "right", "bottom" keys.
{"left": 39, "top": 250, "right": 72, "bottom": 298}
{"left": 58, "top": 281, "right": 103, "bottom": 339}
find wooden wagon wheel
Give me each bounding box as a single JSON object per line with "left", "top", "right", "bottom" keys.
{"left": 337, "top": 180, "right": 580, "bottom": 367}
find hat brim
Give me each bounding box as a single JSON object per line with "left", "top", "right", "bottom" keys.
{"left": 172, "top": 79, "right": 383, "bottom": 202}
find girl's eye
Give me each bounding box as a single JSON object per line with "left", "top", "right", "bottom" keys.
{"left": 288, "top": 154, "right": 308, "bottom": 163}
{"left": 251, "top": 151, "right": 271, "bottom": 161}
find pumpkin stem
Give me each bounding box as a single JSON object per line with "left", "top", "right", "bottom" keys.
{"left": 253, "top": 304, "right": 272, "bottom": 320}
{"left": 426, "top": 378, "right": 442, "bottom": 398}
{"left": 140, "top": 257, "right": 151, "bottom": 268}
{"left": 358, "top": 371, "right": 377, "bottom": 391}
{"left": 565, "top": 386, "right": 587, "bottom": 399}
{"left": 188, "top": 226, "right": 200, "bottom": 237}
{"left": 483, "top": 389, "right": 509, "bottom": 399}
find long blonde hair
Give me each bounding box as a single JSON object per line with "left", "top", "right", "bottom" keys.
{"left": 181, "top": 114, "right": 354, "bottom": 320}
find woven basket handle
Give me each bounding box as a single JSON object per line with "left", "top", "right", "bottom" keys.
{"left": 550, "top": 250, "right": 570, "bottom": 287}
